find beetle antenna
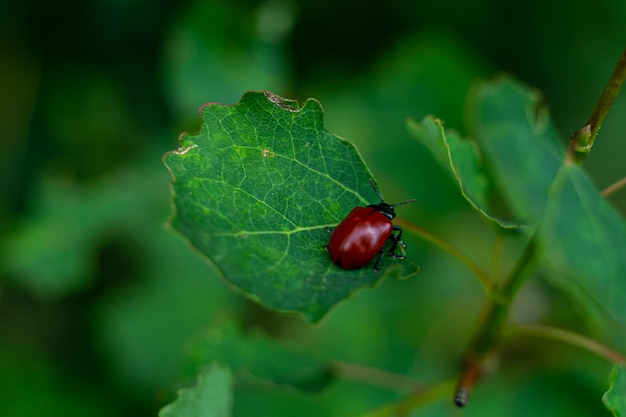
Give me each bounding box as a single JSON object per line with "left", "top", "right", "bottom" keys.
{"left": 391, "top": 199, "right": 416, "bottom": 208}
{"left": 368, "top": 178, "right": 385, "bottom": 201}
{"left": 369, "top": 178, "right": 416, "bottom": 207}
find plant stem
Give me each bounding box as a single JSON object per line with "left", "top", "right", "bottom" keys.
{"left": 489, "top": 231, "right": 506, "bottom": 281}
{"left": 505, "top": 325, "right": 625, "bottom": 364}
{"left": 568, "top": 47, "right": 626, "bottom": 164}
{"left": 438, "top": 47, "right": 626, "bottom": 409}
{"left": 396, "top": 218, "right": 494, "bottom": 294}
{"left": 333, "top": 361, "right": 424, "bottom": 392}
{"left": 357, "top": 379, "right": 456, "bottom": 417}
{"left": 601, "top": 176, "right": 626, "bottom": 197}
{"left": 454, "top": 235, "right": 541, "bottom": 406}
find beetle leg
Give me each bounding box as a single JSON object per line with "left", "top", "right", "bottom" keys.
{"left": 373, "top": 247, "right": 386, "bottom": 271}
{"left": 324, "top": 227, "right": 334, "bottom": 252}
{"left": 373, "top": 226, "right": 407, "bottom": 271}
{"left": 388, "top": 225, "right": 407, "bottom": 259}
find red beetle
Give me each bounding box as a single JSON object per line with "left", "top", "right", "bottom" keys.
{"left": 327, "top": 179, "right": 415, "bottom": 271}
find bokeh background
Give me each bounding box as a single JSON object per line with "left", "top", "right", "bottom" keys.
{"left": 1, "top": 0, "right": 625, "bottom": 416}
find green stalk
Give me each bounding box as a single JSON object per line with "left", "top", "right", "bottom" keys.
{"left": 568, "top": 47, "right": 626, "bottom": 164}
{"left": 454, "top": 236, "right": 541, "bottom": 406}
{"left": 397, "top": 219, "right": 494, "bottom": 294}
{"left": 505, "top": 325, "right": 625, "bottom": 364}
{"left": 601, "top": 176, "right": 626, "bottom": 197}
{"left": 454, "top": 47, "right": 626, "bottom": 406}
{"left": 358, "top": 380, "right": 456, "bottom": 417}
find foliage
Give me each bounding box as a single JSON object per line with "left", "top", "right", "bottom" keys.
{"left": 164, "top": 92, "right": 418, "bottom": 321}
{"left": 159, "top": 364, "right": 233, "bottom": 417}
{"left": 2, "top": 0, "right": 626, "bottom": 416}
{"left": 604, "top": 364, "right": 626, "bottom": 417}
{"left": 162, "top": 77, "right": 626, "bottom": 415}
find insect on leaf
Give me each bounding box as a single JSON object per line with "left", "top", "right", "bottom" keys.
{"left": 164, "top": 91, "right": 418, "bottom": 322}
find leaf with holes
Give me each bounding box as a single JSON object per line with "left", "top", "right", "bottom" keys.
{"left": 164, "top": 92, "right": 418, "bottom": 322}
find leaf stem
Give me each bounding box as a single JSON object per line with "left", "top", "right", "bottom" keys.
{"left": 333, "top": 361, "right": 424, "bottom": 392}
{"left": 454, "top": 235, "right": 541, "bottom": 406}
{"left": 601, "top": 176, "right": 626, "bottom": 197}
{"left": 504, "top": 324, "right": 625, "bottom": 364}
{"left": 488, "top": 231, "right": 506, "bottom": 282}
{"left": 396, "top": 218, "right": 494, "bottom": 294}
{"left": 357, "top": 379, "right": 456, "bottom": 417}
{"left": 568, "top": 47, "right": 626, "bottom": 164}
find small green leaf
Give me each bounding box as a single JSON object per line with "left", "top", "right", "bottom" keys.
{"left": 164, "top": 91, "right": 418, "bottom": 322}
{"left": 407, "top": 115, "right": 522, "bottom": 229}
{"left": 185, "top": 323, "right": 334, "bottom": 392}
{"left": 541, "top": 163, "right": 626, "bottom": 330}
{"left": 159, "top": 364, "right": 233, "bottom": 417}
{"left": 604, "top": 363, "right": 626, "bottom": 416}
{"left": 466, "top": 77, "right": 565, "bottom": 224}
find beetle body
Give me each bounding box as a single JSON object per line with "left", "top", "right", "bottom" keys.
{"left": 327, "top": 179, "right": 414, "bottom": 271}
{"left": 328, "top": 206, "right": 394, "bottom": 270}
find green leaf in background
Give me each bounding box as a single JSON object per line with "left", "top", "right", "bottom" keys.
{"left": 465, "top": 77, "right": 565, "bottom": 224}
{"left": 164, "top": 91, "right": 419, "bottom": 322}
{"left": 407, "top": 115, "right": 522, "bottom": 229}
{"left": 457, "top": 75, "right": 626, "bottom": 342}
{"left": 2, "top": 167, "right": 161, "bottom": 298}
{"left": 162, "top": 1, "right": 291, "bottom": 118}
{"left": 0, "top": 348, "right": 119, "bottom": 417}
{"left": 159, "top": 363, "right": 233, "bottom": 417}
{"left": 541, "top": 163, "right": 626, "bottom": 333}
{"left": 185, "top": 323, "right": 334, "bottom": 392}
{"left": 604, "top": 363, "right": 626, "bottom": 416}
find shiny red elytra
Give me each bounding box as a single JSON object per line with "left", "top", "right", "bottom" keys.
{"left": 327, "top": 179, "right": 415, "bottom": 271}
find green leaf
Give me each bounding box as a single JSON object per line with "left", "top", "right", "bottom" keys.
{"left": 465, "top": 77, "right": 565, "bottom": 224}
{"left": 459, "top": 77, "right": 626, "bottom": 331}
{"left": 2, "top": 178, "right": 107, "bottom": 297}
{"left": 2, "top": 164, "right": 166, "bottom": 299}
{"left": 163, "top": 1, "right": 290, "bottom": 117}
{"left": 164, "top": 91, "right": 418, "bottom": 322}
{"left": 408, "top": 77, "right": 626, "bottom": 335}
{"left": 159, "top": 364, "right": 233, "bottom": 417}
{"left": 541, "top": 163, "right": 626, "bottom": 331}
{"left": 407, "top": 115, "right": 522, "bottom": 229}
{"left": 185, "top": 323, "right": 334, "bottom": 392}
{"left": 0, "top": 348, "right": 119, "bottom": 417}
{"left": 604, "top": 363, "right": 626, "bottom": 416}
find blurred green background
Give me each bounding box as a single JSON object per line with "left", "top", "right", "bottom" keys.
{"left": 1, "top": 0, "right": 625, "bottom": 416}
